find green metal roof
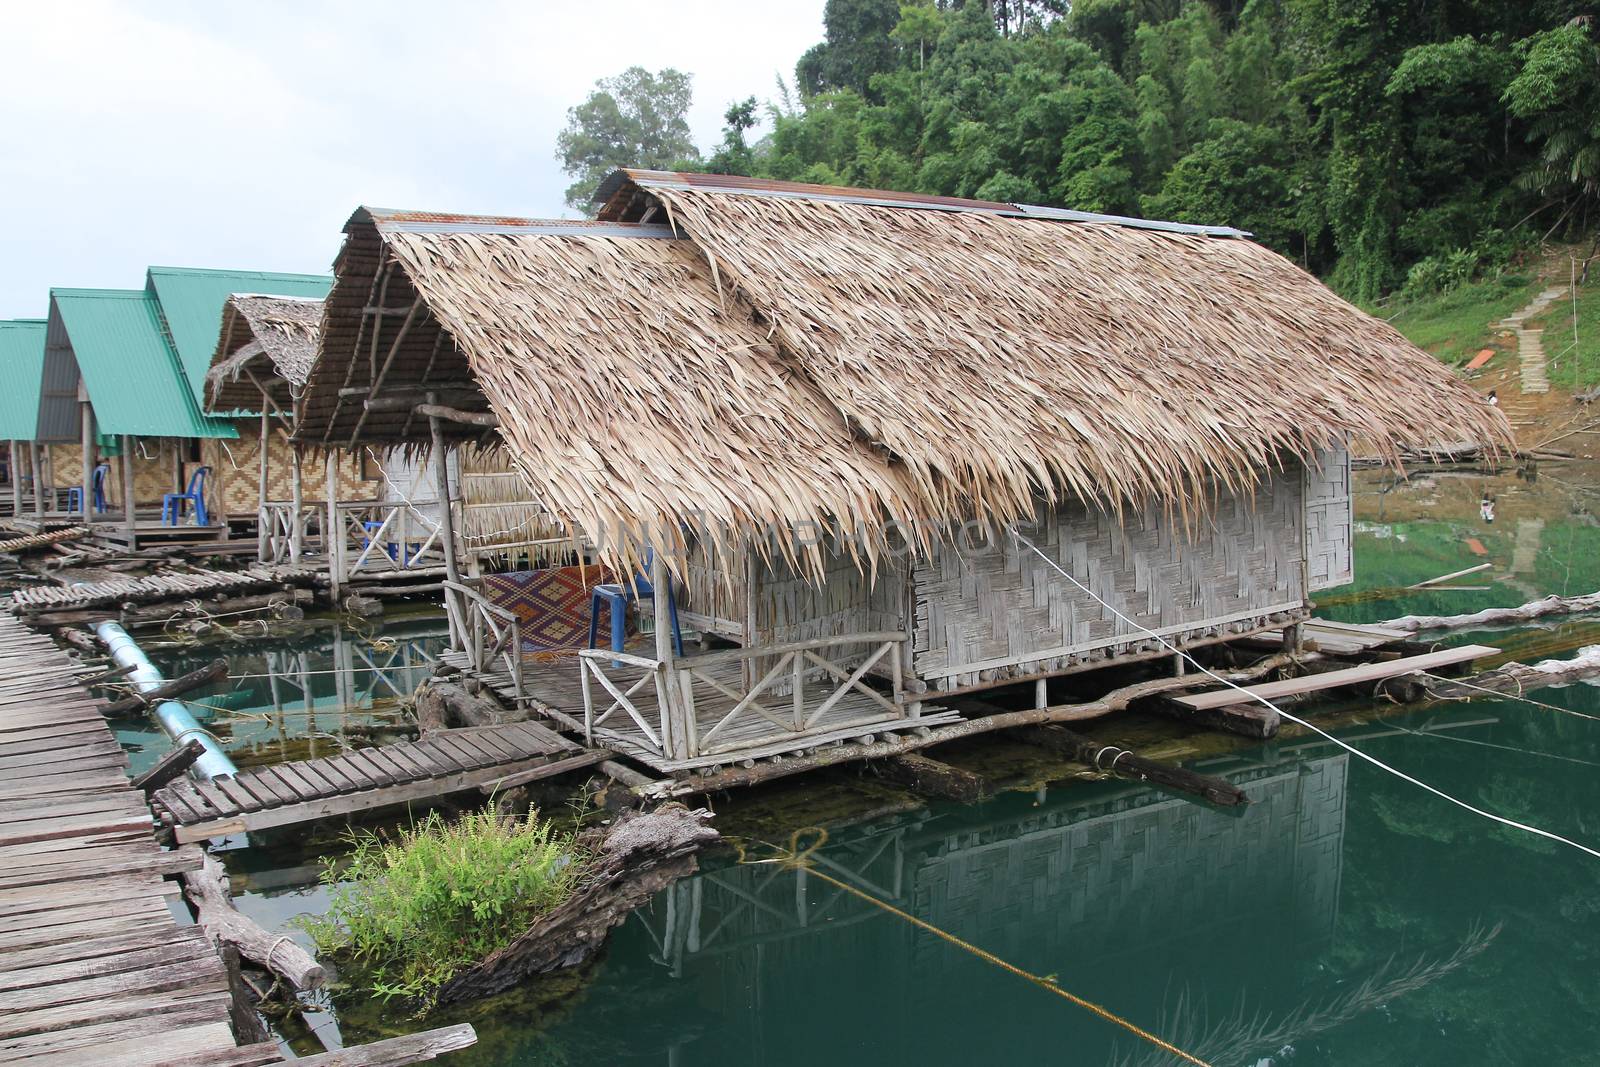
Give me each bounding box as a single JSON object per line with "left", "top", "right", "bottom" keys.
{"left": 145, "top": 266, "right": 330, "bottom": 403}
{"left": 47, "top": 289, "right": 237, "bottom": 439}
{"left": 0, "top": 319, "right": 46, "bottom": 440}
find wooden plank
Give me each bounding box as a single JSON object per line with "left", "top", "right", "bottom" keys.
{"left": 287, "top": 1023, "right": 477, "bottom": 1066}
{"left": 476, "top": 750, "right": 615, "bottom": 794}
{"left": 172, "top": 753, "right": 585, "bottom": 842}
{"left": 1172, "top": 644, "right": 1499, "bottom": 711}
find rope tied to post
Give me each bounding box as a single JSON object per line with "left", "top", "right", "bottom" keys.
{"left": 735, "top": 828, "right": 1215, "bottom": 1067}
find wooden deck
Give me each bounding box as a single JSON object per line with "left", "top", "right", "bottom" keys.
{"left": 1171, "top": 643, "right": 1499, "bottom": 712}
{"left": 448, "top": 647, "right": 960, "bottom": 774}
{"left": 152, "top": 721, "right": 605, "bottom": 844}
{"left": 0, "top": 615, "right": 262, "bottom": 1064}
{"left": 8, "top": 565, "right": 319, "bottom": 614}
{"left": 1250, "top": 618, "right": 1416, "bottom": 655}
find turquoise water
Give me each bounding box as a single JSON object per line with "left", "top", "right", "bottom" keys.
{"left": 206, "top": 462, "right": 1600, "bottom": 1064}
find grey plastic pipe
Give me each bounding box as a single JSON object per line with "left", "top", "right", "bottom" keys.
{"left": 94, "top": 620, "right": 238, "bottom": 780}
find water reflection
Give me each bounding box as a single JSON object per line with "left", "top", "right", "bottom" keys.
{"left": 111, "top": 616, "right": 449, "bottom": 775}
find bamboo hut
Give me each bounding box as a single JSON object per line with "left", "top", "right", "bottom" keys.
{"left": 294, "top": 171, "right": 1510, "bottom": 774}
{"left": 38, "top": 288, "right": 238, "bottom": 546}
{"left": 0, "top": 319, "right": 49, "bottom": 520}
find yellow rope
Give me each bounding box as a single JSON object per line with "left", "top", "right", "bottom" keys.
{"left": 738, "top": 829, "right": 1214, "bottom": 1067}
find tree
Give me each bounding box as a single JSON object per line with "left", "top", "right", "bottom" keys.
{"left": 797, "top": 0, "right": 903, "bottom": 98}
{"left": 1502, "top": 19, "right": 1600, "bottom": 233}
{"left": 556, "top": 67, "right": 698, "bottom": 212}
{"left": 706, "top": 97, "right": 760, "bottom": 176}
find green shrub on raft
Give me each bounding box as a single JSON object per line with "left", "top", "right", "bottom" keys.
{"left": 295, "top": 807, "right": 584, "bottom": 1006}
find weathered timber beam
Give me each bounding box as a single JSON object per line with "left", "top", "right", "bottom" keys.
{"left": 182, "top": 853, "right": 325, "bottom": 991}
{"left": 101, "top": 658, "right": 227, "bottom": 716}
{"left": 287, "top": 1024, "right": 478, "bottom": 1066}
{"left": 1404, "top": 643, "right": 1600, "bottom": 703}
{"left": 1152, "top": 698, "right": 1281, "bottom": 738}
{"left": 342, "top": 385, "right": 479, "bottom": 402}
{"left": 872, "top": 751, "right": 989, "bottom": 802}
{"left": 1013, "top": 724, "right": 1249, "bottom": 806}
{"left": 416, "top": 403, "right": 498, "bottom": 428}
{"left": 129, "top": 739, "right": 206, "bottom": 793}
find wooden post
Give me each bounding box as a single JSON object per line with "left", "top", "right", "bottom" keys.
{"left": 29, "top": 442, "right": 44, "bottom": 516}
{"left": 8, "top": 441, "right": 21, "bottom": 516}
{"left": 651, "top": 549, "right": 684, "bottom": 759}
{"left": 427, "top": 398, "right": 461, "bottom": 586}
{"left": 120, "top": 435, "right": 136, "bottom": 548}
{"left": 289, "top": 445, "right": 304, "bottom": 562}
{"left": 171, "top": 439, "right": 183, "bottom": 494}
{"left": 256, "top": 411, "right": 270, "bottom": 562}
{"left": 325, "top": 451, "right": 342, "bottom": 602}
{"left": 79, "top": 400, "right": 93, "bottom": 520}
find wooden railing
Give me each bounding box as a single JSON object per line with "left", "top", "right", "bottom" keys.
{"left": 258, "top": 501, "right": 321, "bottom": 564}
{"left": 442, "top": 580, "right": 524, "bottom": 701}
{"left": 579, "top": 632, "right": 913, "bottom": 762}
{"left": 332, "top": 500, "right": 454, "bottom": 582}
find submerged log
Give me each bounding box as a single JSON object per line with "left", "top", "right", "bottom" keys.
{"left": 1013, "top": 724, "right": 1249, "bottom": 806}
{"left": 437, "top": 804, "right": 717, "bottom": 1003}
{"left": 1153, "top": 697, "right": 1281, "bottom": 738}
{"left": 182, "top": 853, "right": 325, "bottom": 991}
{"left": 873, "top": 752, "right": 990, "bottom": 802}
{"left": 1404, "top": 644, "right": 1600, "bottom": 702}
{"left": 1382, "top": 589, "right": 1600, "bottom": 634}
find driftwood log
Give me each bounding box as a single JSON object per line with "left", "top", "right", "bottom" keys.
{"left": 129, "top": 739, "right": 206, "bottom": 793}
{"left": 1382, "top": 588, "right": 1600, "bottom": 634}
{"left": 413, "top": 680, "right": 510, "bottom": 732}
{"left": 437, "top": 804, "right": 717, "bottom": 1003}
{"left": 182, "top": 853, "right": 325, "bottom": 991}
{"left": 1013, "top": 724, "right": 1249, "bottom": 806}
{"left": 1403, "top": 644, "right": 1600, "bottom": 702}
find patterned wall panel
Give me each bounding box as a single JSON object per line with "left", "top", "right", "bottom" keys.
{"left": 201, "top": 422, "right": 377, "bottom": 518}
{"left": 911, "top": 464, "right": 1308, "bottom": 690}
{"left": 1304, "top": 445, "right": 1353, "bottom": 591}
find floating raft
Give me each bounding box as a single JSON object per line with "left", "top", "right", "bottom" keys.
{"left": 8, "top": 565, "right": 312, "bottom": 613}
{"left": 0, "top": 614, "right": 257, "bottom": 1064}
{"left": 0, "top": 525, "right": 91, "bottom": 554}
{"left": 153, "top": 722, "right": 606, "bottom": 844}
{"left": 1252, "top": 618, "right": 1416, "bottom": 655}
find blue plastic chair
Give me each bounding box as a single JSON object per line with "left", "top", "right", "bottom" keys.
{"left": 162, "top": 465, "right": 211, "bottom": 527}
{"left": 91, "top": 464, "right": 109, "bottom": 513}
{"left": 587, "top": 551, "right": 684, "bottom": 663}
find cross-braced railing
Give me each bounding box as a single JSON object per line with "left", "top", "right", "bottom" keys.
{"left": 442, "top": 579, "right": 524, "bottom": 701}
{"left": 580, "top": 631, "right": 914, "bottom": 763}
{"left": 333, "top": 500, "right": 452, "bottom": 581}
{"left": 258, "top": 501, "right": 321, "bottom": 564}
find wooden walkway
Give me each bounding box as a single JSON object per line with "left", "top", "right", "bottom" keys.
{"left": 8, "top": 565, "right": 315, "bottom": 614}
{"left": 153, "top": 722, "right": 605, "bottom": 844}
{"left": 0, "top": 614, "right": 266, "bottom": 1065}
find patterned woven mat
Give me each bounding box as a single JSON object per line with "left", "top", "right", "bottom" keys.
{"left": 482, "top": 565, "right": 621, "bottom": 656}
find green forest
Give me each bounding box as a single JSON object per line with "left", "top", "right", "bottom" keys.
{"left": 559, "top": 1, "right": 1600, "bottom": 304}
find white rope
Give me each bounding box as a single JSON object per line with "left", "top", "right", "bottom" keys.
{"left": 1011, "top": 531, "right": 1600, "bottom": 861}
{"left": 1417, "top": 670, "right": 1600, "bottom": 722}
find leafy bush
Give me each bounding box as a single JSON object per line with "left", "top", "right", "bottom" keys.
{"left": 1403, "top": 248, "right": 1481, "bottom": 297}
{"left": 296, "top": 808, "right": 583, "bottom": 1006}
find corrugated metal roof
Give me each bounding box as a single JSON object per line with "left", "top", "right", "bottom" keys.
{"left": 0, "top": 319, "right": 46, "bottom": 440}
{"left": 145, "top": 266, "right": 330, "bottom": 402}
{"left": 46, "top": 289, "right": 237, "bottom": 439}
{"left": 362, "top": 207, "right": 682, "bottom": 239}
{"left": 597, "top": 169, "right": 1250, "bottom": 238}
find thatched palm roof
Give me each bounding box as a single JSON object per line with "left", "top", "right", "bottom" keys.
{"left": 204, "top": 294, "right": 323, "bottom": 415}
{"left": 298, "top": 175, "right": 1510, "bottom": 564}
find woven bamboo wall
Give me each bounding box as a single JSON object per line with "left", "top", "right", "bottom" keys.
{"left": 912, "top": 463, "right": 1309, "bottom": 690}
{"left": 1304, "top": 445, "right": 1353, "bottom": 591}
{"left": 201, "top": 423, "right": 376, "bottom": 518}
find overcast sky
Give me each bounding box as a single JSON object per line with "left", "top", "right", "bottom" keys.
{"left": 0, "top": 0, "right": 825, "bottom": 318}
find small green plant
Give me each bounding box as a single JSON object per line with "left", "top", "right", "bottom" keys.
{"left": 295, "top": 807, "right": 584, "bottom": 1007}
